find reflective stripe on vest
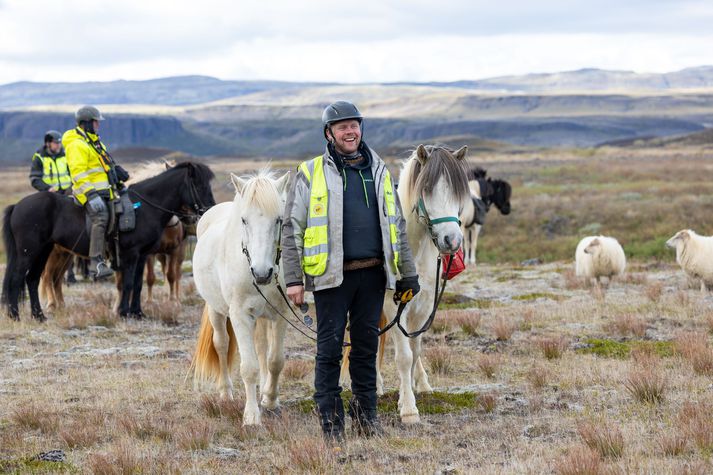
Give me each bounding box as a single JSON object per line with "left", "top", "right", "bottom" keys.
{"left": 298, "top": 155, "right": 400, "bottom": 276}
{"left": 35, "top": 153, "right": 71, "bottom": 189}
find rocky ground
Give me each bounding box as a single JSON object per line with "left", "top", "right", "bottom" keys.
{"left": 2, "top": 260, "right": 713, "bottom": 474}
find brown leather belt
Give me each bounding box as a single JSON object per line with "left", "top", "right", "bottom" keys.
{"left": 344, "top": 257, "right": 383, "bottom": 271}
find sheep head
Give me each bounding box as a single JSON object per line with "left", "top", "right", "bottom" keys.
{"left": 584, "top": 238, "right": 601, "bottom": 255}
{"left": 666, "top": 230, "right": 691, "bottom": 250}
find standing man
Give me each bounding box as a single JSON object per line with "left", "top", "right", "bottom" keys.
{"left": 29, "top": 130, "right": 71, "bottom": 193}
{"left": 281, "top": 101, "right": 420, "bottom": 442}
{"left": 63, "top": 105, "right": 130, "bottom": 280}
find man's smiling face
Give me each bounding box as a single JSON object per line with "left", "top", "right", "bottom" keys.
{"left": 327, "top": 119, "right": 361, "bottom": 155}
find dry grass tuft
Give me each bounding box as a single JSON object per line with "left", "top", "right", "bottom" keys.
{"left": 608, "top": 313, "right": 648, "bottom": 338}
{"left": 477, "top": 353, "right": 501, "bottom": 379}
{"left": 554, "top": 446, "right": 603, "bottom": 475}
{"left": 589, "top": 285, "right": 605, "bottom": 301}
{"left": 426, "top": 346, "right": 454, "bottom": 375}
{"left": 11, "top": 402, "right": 59, "bottom": 434}
{"left": 537, "top": 336, "right": 568, "bottom": 360}
{"left": 677, "top": 401, "right": 713, "bottom": 451}
{"left": 200, "top": 394, "right": 222, "bottom": 418}
{"left": 624, "top": 360, "right": 667, "bottom": 404}
{"left": 675, "top": 332, "right": 713, "bottom": 375}
{"left": 175, "top": 420, "right": 214, "bottom": 450}
{"left": 658, "top": 433, "right": 689, "bottom": 456}
{"left": 430, "top": 318, "right": 452, "bottom": 334}
{"left": 577, "top": 419, "right": 625, "bottom": 459}
{"left": 477, "top": 393, "right": 497, "bottom": 413}
{"left": 87, "top": 441, "right": 144, "bottom": 475}
{"left": 57, "top": 302, "right": 118, "bottom": 329}
{"left": 282, "top": 359, "right": 312, "bottom": 381}
{"left": 644, "top": 281, "right": 663, "bottom": 303}
{"left": 450, "top": 309, "right": 481, "bottom": 336}
{"left": 59, "top": 421, "right": 102, "bottom": 448}
{"left": 527, "top": 365, "right": 551, "bottom": 390}
{"left": 520, "top": 308, "right": 535, "bottom": 331}
{"left": 563, "top": 269, "right": 587, "bottom": 290}
{"left": 286, "top": 437, "right": 337, "bottom": 472}
{"left": 200, "top": 395, "right": 246, "bottom": 424}
{"left": 704, "top": 311, "right": 713, "bottom": 334}
{"left": 675, "top": 289, "right": 691, "bottom": 307}
{"left": 492, "top": 316, "right": 516, "bottom": 341}
{"left": 623, "top": 272, "right": 648, "bottom": 285}
{"left": 143, "top": 300, "right": 182, "bottom": 326}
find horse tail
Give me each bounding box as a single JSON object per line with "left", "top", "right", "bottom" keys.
{"left": 1, "top": 205, "right": 21, "bottom": 306}
{"left": 190, "top": 303, "right": 237, "bottom": 387}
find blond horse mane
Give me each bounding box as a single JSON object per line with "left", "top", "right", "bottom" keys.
{"left": 125, "top": 159, "right": 177, "bottom": 185}
{"left": 238, "top": 169, "right": 282, "bottom": 216}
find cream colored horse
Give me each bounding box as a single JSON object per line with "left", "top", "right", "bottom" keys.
{"left": 191, "top": 170, "right": 290, "bottom": 426}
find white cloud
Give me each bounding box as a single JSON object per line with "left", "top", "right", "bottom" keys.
{"left": 0, "top": 0, "right": 711, "bottom": 84}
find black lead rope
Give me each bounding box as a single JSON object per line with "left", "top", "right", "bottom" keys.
{"left": 379, "top": 254, "right": 454, "bottom": 338}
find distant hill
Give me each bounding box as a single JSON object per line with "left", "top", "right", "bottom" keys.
{"left": 2, "top": 67, "right": 713, "bottom": 163}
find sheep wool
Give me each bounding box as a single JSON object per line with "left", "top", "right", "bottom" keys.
{"left": 666, "top": 229, "right": 713, "bottom": 291}
{"left": 575, "top": 235, "right": 626, "bottom": 283}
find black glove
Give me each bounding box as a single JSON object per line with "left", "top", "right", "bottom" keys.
{"left": 115, "top": 165, "right": 130, "bottom": 182}
{"left": 394, "top": 276, "right": 420, "bottom": 304}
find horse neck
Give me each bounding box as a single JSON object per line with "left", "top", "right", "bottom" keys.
{"left": 132, "top": 170, "right": 186, "bottom": 221}
{"left": 404, "top": 208, "right": 439, "bottom": 282}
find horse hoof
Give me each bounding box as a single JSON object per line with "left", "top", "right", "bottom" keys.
{"left": 401, "top": 413, "right": 420, "bottom": 425}
{"left": 33, "top": 313, "right": 47, "bottom": 323}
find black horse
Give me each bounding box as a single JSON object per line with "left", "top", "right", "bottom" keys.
{"left": 469, "top": 166, "right": 512, "bottom": 215}
{"left": 2, "top": 161, "right": 215, "bottom": 321}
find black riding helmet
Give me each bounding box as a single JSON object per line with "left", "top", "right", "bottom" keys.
{"left": 44, "top": 130, "right": 62, "bottom": 144}
{"left": 322, "top": 100, "right": 363, "bottom": 141}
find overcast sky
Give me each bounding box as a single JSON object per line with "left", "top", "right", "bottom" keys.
{"left": 1, "top": 0, "right": 712, "bottom": 85}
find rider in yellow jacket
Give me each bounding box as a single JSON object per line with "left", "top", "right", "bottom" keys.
{"left": 63, "top": 105, "right": 129, "bottom": 280}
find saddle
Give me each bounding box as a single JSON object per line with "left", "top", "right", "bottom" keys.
{"left": 83, "top": 190, "right": 138, "bottom": 238}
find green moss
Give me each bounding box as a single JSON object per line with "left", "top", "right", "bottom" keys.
{"left": 0, "top": 459, "right": 76, "bottom": 474}
{"left": 438, "top": 293, "right": 497, "bottom": 310}
{"left": 577, "top": 338, "right": 675, "bottom": 359}
{"left": 294, "top": 390, "right": 478, "bottom": 415}
{"left": 511, "top": 292, "right": 562, "bottom": 301}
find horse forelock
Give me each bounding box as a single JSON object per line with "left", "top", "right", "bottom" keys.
{"left": 241, "top": 171, "right": 282, "bottom": 216}
{"left": 403, "top": 146, "right": 469, "bottom": 209}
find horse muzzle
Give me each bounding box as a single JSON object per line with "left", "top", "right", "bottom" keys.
{"left": 251, "top": 267, "right": 274, "bottom": 285}
{"left": 438, "top": 233, "right": 463, "bottom": 254}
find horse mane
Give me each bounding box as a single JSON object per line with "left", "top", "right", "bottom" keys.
{"left": 130, "top": 161, "right": 215, "bottom": 189}
{"left": 240, "top": 169, "right": 282, "bottom": 216}
{"left": 125, "top": 159, "right": 176, "bottom": 185}
{"left": 400, "top": 145, "right": 470, "bottom": 211}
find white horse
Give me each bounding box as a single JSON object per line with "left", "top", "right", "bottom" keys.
{"left": 191, "top": 170, "right": 290, "bottom": 426}
{"left": 386, "top": 144, "right": 470, "bottom": 423}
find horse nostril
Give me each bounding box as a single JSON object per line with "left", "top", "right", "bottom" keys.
{"left": 266, "top": 268, "right": 273, "bottom": 280}
{"left": 444, "top": 235, "right": 452, "bottom": 247}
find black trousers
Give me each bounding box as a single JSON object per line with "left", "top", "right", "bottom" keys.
{"left": 313, "top": 265, "right": 386, "bottom": 428}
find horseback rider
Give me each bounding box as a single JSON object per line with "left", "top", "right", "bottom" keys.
{"left": 282, "top": 101, "right": 420, "bottom": 442}
{"left": 29, "top": 130, "right": 71, "bottom": 193}
{"left": 62, "top": 105, "right": 130, "bottom": 280}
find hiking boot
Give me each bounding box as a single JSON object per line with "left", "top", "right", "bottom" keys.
{"left": 90, "top": 257, "right": 113, "bottom": 280}
{"left": 322, "top": 424, "right": 345, "bottom": 446}
{"left": 349, "top": 399, "right": 385, "bottom": 438}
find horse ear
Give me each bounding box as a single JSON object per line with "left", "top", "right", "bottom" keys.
{"left": 275, "top": 171, "right": 290, "bottom": 195}
{"left": 454, "top": 146, "right": 468, "bottom": 161}
{"left": 416, "top": 144, "right": 428, "bottom": 164}
{"left": 230, "top": 173, "right": 247, "bottom": 193}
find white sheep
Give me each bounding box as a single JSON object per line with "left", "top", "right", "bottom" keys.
{"left": 575, "top": 235, "right": 626, "bottom": 286}
{"left": 665, "top": 229, "right": 713, "bottom": 292}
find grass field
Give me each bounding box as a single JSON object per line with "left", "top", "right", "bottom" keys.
{"left": 1, "top": 147, "right": 713, "bottom": 474}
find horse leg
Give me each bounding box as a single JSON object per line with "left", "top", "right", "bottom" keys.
{"left": 412, "top": 336, "right": 433, "bottom": 393}
{"left": 261, "top": 317, "right": 286, "bottom": 411}
{"left": 471, "top": 225, "right": 481, "bottom": 265}
{"left": 391, "top": 325, "right": 419, "bottom": 424}
{"left": 145, "top": 255, "right": 155, "bottom": 302}
{"left": 207, "top": 307, "right": 235, "bottom": 400}
{"left": 113, "top": 271, "right": 122, "bottom": 315}
{"left": 118, "top": 255, "right": 138, "bottom": 318}
{"left": 54, "top": 252, "right": 72, "bottom": 309}
{"left": 339, "top": 337, "right": 352, "bottom": 390}
{"left": 165, "top": 253, "right": 178, "bottom": 302}
{"left": 39, "top": 247, "right": 60, "bottom": 311}
{"left": 231, "top": 302, "right": 261, "bottom": 426}
{"left": 26, "top": 245, "right": 53, "bottom": 322}
{"left": 173, "top": 240, "right": 186, "bottom": 302}
{"left": 129, "top": 254, "right": 148, "bottom": 318}
{"left": 254, "top": 317, "right": 268, "bottom": 393}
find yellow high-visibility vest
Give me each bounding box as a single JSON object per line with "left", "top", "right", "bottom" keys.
{"left": 299, "top": 155, "right": 399, "bottom": 276}
{"left": 33, "top": 153, "right": 71, "bottom": 190}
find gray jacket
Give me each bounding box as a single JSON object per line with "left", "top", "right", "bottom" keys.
{"left": 281, "top": 145, "right": 417, "bottom": 292}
